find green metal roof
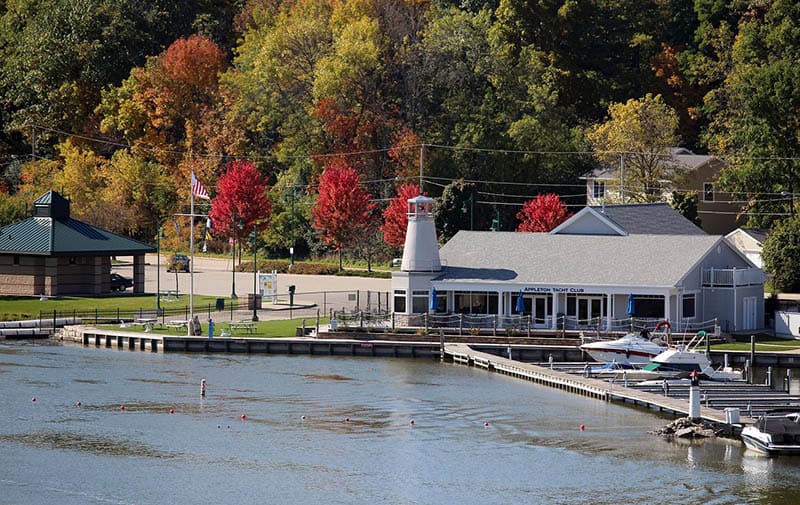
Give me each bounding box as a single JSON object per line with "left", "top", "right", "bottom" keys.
{"left": 0, "top": 191, "right": 155, "bottom": 256}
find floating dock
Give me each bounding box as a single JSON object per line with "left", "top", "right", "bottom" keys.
{"left": 444, "top": 343, "right": 800, "bottom": 425}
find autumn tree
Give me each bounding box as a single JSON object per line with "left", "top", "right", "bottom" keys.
{"left": 311, "top": 160, "right": 376, "bottom": 270}
{"left": 516, "top": 193, "right": 572, "bottom": 232}
{"left": 381, "top": 183, "right": 421, "bottom": 248}
{"left": 209, "top": 160, "right": 272, "bottom": 263}
{"left": 586, "top": 94, "right": 681, "bottom": 203}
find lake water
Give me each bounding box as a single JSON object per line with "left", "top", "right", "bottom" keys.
{"left": 1, "top": 341, "right": 799, "bottom": 505}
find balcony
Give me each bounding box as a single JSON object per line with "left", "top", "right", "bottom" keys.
{"left": 702, "top": 267, "right": 764, "bottom": 287}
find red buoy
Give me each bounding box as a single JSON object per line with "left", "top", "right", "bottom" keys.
{"left": 31, "top": 397, "right": 36, "bottom": 402}
{"left": 120, "top": 405, "right": 126, "bottom": 411}
{"left": 76, "top": 401, "right": 81, "bottom": 407}
{"left": 410, "top": 419, "right": 415, "bottom": 426}
{"left": 241, "top": 414, "right": 247, "bottom": 420}
{"left": 579, "top": 424, "right": 585, "bottom": 432}
{"left": 169, "top": 408, "right": 174, "bottom": 414}
{"left": 344, "top": 417, "right": 350, "bottom": 423}
{"left": 483, "top": 422, "right": 489, "bottom": 428}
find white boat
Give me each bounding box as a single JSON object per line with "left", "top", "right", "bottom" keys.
{"left": 742, "top": 410, "right": 800, "bottom": 456}
{"left": 587, "top": 360, "right": 680, "bottom": 380}
{"left": 643, "top": 346, "right": 743, "bottom": 381}
{"left": 579, "top": 333, "right": 668, "bottom": 364}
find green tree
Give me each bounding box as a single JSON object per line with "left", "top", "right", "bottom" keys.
{"left": 704, "top": 1, "right": 800, "bottom": 228}
{"left": 763, "top": 216, "right": 800, "bottom": 291}
{"left": 670, "top": 190, "right": 701, "bottom": 227}
{"left": 586, "top": 94, "right": 681, "bottom": 203}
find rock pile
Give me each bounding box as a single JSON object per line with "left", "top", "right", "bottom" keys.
{"left": 650, "top": 417, "right": 736, "bottom": 439}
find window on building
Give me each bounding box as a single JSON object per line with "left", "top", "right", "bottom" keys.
{"left": 13, "top": 255, "right": 20, "bottom": 265}
{"left": 682, "top": 294, "right": 696, "bottom": 319}
{"left": 412, "top": 290, "right": 429, "bottom": 314}
{"left": 703, "top": 182, "right": 714, "bottom": 202}
{"left": 634, "top": 296, "right": 665, "bottom": 318}
{"left": 593, "top": 181, "right": 606, "bottom": 199}
{"left": 454, "top": 291, "right": 497, "bottom": 314}
{"left": 393, "top": 290, "right": 406, "bottom": 313}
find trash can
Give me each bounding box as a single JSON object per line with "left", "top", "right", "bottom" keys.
{"left": 215, "top": 298, "right": 225, "bottom": 311}
{"left": 724, "top": 407, "right": 740, "bottom": 424}
{"left": 247, "top": 293, "right": 262, "bottom": 310}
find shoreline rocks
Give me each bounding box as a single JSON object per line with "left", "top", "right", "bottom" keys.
{"left": 650, "top": 416, "right": 736, "bottom": 439}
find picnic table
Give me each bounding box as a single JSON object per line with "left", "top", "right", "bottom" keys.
{"left": 133, "top": 318, "right": 159, "bottom": 331}
{"left": 167, "top": 320, "right": 189, "bottom": 331}
{"left": 227, "top": 320, "right": 257, "bottom": 335}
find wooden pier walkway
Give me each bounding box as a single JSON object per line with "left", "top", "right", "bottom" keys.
{"left": 444, "top": 343, "right": 750, "bottom": 424}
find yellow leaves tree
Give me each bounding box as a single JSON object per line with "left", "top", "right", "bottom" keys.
{"left": 52, "top": 140, "right": 108, "bottom": 226}
{"left": 586, "top": 93, "right": 680, "bottom": 203}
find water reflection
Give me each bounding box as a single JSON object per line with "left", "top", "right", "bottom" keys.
{"left": 3, "top": 342, "right": 800, "bottom": 505}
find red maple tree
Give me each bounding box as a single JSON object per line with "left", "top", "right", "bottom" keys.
{"left": 516, "top": 193, "right": 572, "bottom": 232}
{"left": 381, "top": 183, "right": 421, "bottom": 248}
{"left": 209, "top": 160, "right": 272, "bottom": 255}
{"left": 311, "top": 159, "right": 376, "bottom": 270}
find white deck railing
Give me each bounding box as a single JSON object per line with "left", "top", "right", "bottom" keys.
{"left": 702, "top": 267, "right": 763, "bottom": 287}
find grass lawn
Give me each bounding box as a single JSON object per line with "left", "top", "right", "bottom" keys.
{"left": 97, "top": 317, "right": 329, "bottom": 339}
{"left": 0, "top": 294, "right": 235, "bottom": 321}
{"left": 713, "top": 333, "right": 800, "bottom": 352}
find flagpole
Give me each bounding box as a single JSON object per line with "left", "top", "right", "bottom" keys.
{"left": 189, "top": 176, "right": 195, "bottom": 337}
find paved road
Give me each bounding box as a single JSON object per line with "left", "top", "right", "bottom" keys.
{"left": 113, "top": 254, "right": 392, "bottom": 320}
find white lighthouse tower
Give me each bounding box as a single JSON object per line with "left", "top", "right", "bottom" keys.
{"left": 391, "top": 195, "right": 442, "bottom": 315}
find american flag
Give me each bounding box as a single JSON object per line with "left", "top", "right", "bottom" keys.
{"left": 191, "top": 172, "right": 210, "bottom": 200}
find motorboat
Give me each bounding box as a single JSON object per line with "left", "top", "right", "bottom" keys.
{"left": 587, "top": 360, "right": 681, "bottom": 380}
{"left": 579, "top": 332, "right": 668, "bottom": 364}
{"left": 643, "top": 346, "right": 743, "bottom": 381}
{"left": 742, "top": 410, "right": 800, "bottom": 455}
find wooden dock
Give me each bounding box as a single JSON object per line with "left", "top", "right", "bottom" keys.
{"left": 444, "top": 343, "right": 753, "bottom": 424}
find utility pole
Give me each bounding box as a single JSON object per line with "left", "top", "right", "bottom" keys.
{"left": 620, "top": 153, "right": 625, "bottom": 204}
{"left": 419, "top": 143, "right": 425, "bottom": 193}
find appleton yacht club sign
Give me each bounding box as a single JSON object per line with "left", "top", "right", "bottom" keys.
{"left": 523, "top": 287, "right": 586, "bottom": 294}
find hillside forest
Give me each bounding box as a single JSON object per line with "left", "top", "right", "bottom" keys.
{"left": 1, "top": 0, "right": 799, "bottom": 273}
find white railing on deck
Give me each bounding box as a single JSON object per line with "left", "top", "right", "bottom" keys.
{"left": 702, "top": 267, "right": 763, "bottom": 287}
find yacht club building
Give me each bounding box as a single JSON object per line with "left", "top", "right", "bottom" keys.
{"left": 392, "top": 198, "right": 765, "bottom": 333}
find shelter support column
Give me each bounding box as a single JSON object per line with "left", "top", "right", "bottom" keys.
{"left": 498, "top": 291, "right": 504, "bottom": 317}
{"left": 133, "top": 255, "right": 146, "bottom": 294}
{"left": 664, "top": 292, "right": 671, "bottom": 324}
{"left": 606, "top": 293, "right": 613, "bottom": 331}
{"left": 551, "top": 293, "right": 558, "bottom": 330}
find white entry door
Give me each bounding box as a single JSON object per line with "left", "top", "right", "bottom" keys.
{"left": 742, "top": 296, "right": 759, "bottom": 330}
{"left": 532, "top": 296, "right": 551, "bottom": 327}
{"left": 575, "top": 296, "right": 603, "bottom": 326}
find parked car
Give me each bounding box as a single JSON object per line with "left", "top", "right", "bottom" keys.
{"left": 166, "top": 253, "right": 190, "bottom": 272}
{"left": 110, "top": 273, "right": 133, "bottom": 292}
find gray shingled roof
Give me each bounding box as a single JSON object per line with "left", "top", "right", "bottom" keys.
{"left": 590, "top": 203, "right": 706, "bottom": 235}
{"left": 436, "top": 231, "right": 723, "bottom": 288}
{"left": 740, "top": 228, "right": 770, "bottom": 244}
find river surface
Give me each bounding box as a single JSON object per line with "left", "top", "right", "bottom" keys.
{"left": 1, "top": 342, "right": 799, "bottom": 505}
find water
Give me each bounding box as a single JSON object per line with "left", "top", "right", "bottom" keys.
{"left": 1, "top": 342, "right": 799, "bottom": 505}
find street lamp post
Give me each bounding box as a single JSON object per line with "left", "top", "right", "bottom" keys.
{"left": 231, "top": 210, "right": 237, "bottom": 299}
{"left": 250, "top": 224, "right": 259, "bottom": 322}
{"left": 290, "top": 189, "right": 295, "bottom": 267}
{"left": 156, "top": 224, "right": 164, "bottom": 314}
